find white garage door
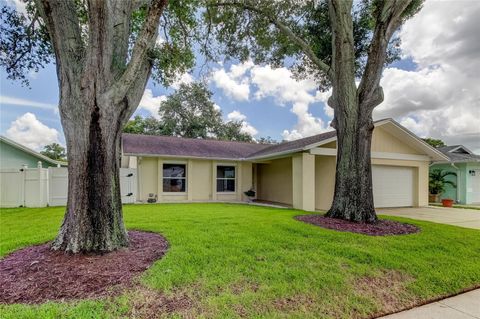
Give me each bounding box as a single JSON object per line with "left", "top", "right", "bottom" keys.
{"left": 372, "top": 165, "right": 414, "bottom": 208}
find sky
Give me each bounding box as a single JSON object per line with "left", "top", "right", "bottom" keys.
{"left": 1, "top": 0, "right": 479, "bottom": 153}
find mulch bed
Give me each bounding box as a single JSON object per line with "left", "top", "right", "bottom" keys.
{"left": 295, "top": 215, "right": 420, "bottom": 236}
{"left": 0, "top": 231, "right": 168, "bottom": 304}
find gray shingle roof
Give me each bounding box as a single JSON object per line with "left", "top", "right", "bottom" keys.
{"left": 245, "top": 130, "right": 337, "bottom": 159}
{"left": 436, "top": 145, "right": 480, "bottom": 163}
{"left": 122, "top": 130, "right": 337, "bottom": 160}
{"left": 122, "top": 134, "right": 270, "bottom": 159}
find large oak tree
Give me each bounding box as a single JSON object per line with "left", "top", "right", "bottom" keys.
{"left": 206, "top": 0, "right": 423, "bottom": 223}
{"left": 0, "top": 0, "right": 196, "bottom": 253}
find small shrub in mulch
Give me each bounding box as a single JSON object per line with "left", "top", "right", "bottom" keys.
{"left": 295, "top": 215, "right": 420, "bottom": 236}
{"left": 0, "top": 231, "right": 168, "bottom": 304}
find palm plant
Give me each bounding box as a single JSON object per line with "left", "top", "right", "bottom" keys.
{"left": 429, "top": 169, "right": 457, "bottom": 196}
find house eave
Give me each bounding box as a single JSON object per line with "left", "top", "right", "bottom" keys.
{"left": 123, "top": 152, "right": 246, "bottom": 162}
{"left": 0, "top": 135, "right": 66, "bottom": 167}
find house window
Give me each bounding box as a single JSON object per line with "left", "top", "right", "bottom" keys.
{"left": 163, "top": 163, "right": 186, "bottom": 192}
{"left": 217, "top": 166, "right": 236, "bottom": 192}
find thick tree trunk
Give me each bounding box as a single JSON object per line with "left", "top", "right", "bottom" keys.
{"left": 326, "top": 113, "right": 377, "bottom": 223}
{"left": 325, "top": 0, "right": 378, "bottom": 223}
{"left": 33, "top": 0, "right": 167, "bottom": 253}
{"left": 52, "top": 102, "right": 128, "bottom": 253}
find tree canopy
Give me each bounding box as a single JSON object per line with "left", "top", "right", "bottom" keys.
{"left": 40, "top": 143, "right": 66, "bottom": 161}
{"left": 204, "top": 0, "right": 421, "bottom": 89}
{"left": 124, "top": 82, "right": 254, "bottom": 142}
{"left": 0, "top": 0, "right": 198, "bottom": 87}
{"left": 423, "top": 137, "right": 446, "bottom": 148}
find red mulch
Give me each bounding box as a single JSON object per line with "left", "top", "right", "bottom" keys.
{"left": 0, "top": 231, "right": 168, "bottom": 304}
{"left": 295, "top": 215, "right": 420, "bottom": 236}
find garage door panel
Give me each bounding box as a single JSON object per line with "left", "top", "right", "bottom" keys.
{"left": 373, "top": 165, "right": 414, "bottom": 208}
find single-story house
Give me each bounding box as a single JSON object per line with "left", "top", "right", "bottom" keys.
{"left": 430, "top": 145, "right": 480, "bottom": 205}
{"left": 0, "top": 136, "right": 66, "bottom": 169}
{"left": 121, "top": 118, "right": 448, "bottom": 211}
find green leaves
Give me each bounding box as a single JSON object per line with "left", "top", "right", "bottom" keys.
{"left": 123, "top": 82, "right": 254, "bottom": 142}
{"left": 0, "top": 5, "right": 53, "bottom": 86}
{"left": 429, "top": 169, "right": 457, "bottom": 195}
{"left": 0, "top": 0, "right": 199, "bottom": 88}
{"left": 40, "top": 143, "right": 66, "bottom": 161}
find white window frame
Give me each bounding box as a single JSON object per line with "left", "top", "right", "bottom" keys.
{"left": 162, "top": 162, "right": 187, "bottom": 194}
{"left": 216, "top": 165, "right": 236, "bottom": 193}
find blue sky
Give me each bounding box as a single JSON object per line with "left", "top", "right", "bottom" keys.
{"left": 1, "top": 0, "right": 479, "bottom": 152}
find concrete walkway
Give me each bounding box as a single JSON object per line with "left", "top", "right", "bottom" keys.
{"left": 377, "top": 206, "right": 480, "bottom": 230}
{"left": 378, "top": 289, "right": 480, "bottom": 319}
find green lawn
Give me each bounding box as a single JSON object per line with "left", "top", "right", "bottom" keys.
{"left": 1, "top": 203, "right": 480, "bottom": 319}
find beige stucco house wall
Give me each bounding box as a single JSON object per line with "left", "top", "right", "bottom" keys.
{"left": 134, "top": 157, "right": 253, "bottom": 203}
{"left": 257, "top": 157, "right": 293, "bottom": 205}
{"left": 312, "top": 126, "right": 431, "bottom": 210}
{"left": 122, "top": 119, "right": 447, "bottom": 211}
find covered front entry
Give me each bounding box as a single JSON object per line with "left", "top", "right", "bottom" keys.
{"left": 254, "top": 151, "right": 428, "bottom": 212}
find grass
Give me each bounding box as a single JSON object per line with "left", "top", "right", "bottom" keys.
{"left": 429, "top": 203, "right": 480, "bottom": 210}
{"left": 1, "top": 203, "right": 480, "bottom": 319}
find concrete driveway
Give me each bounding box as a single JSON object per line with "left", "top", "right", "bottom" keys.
{"left": 377, "top": 206, "right": 480, "bottom": 230}
{"left": 378, "top": 289, "right": 480, "bottom": 319}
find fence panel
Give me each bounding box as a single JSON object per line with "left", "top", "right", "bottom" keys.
{"left": 0, "top": 169, "right": 25, "bottom": 207}
{"left": 48, "top": 167, "right": 68, "bottom": 207}
{"left": 120, "top": 168, "right": 137, "bottom": 204}
{"left": 48, "top": 167, "right": 137, "bottom": 206}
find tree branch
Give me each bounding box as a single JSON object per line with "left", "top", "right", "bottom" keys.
{"left": 105, "top": 0, "right": 167, "bottom": 105}
{"left": 34, "top": 0, "right": 85, "bottom": 81}
{"left": 211, "top": 1, "right": 332, "bottom": 80}
{"left": 357, "top": 0, "right": 414, "bottom": 111}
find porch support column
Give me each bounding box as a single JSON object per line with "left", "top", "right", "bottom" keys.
{"left": 292, "top": 153, "right": 316, "bottom": 211}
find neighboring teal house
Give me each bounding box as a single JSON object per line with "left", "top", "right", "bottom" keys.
{"left": 431, "top": 145, "right": 480, "bottom": 205}
{"left": 0, "top": 136, "right": 66, "bottom": 169}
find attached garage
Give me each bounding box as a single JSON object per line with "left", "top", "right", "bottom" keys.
{"left": 372, "top": 165, "right": 415, "bottom": 208}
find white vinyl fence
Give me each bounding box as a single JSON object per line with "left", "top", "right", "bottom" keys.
{"left": 0, "top": 165, "right": 136, "bottom": 208}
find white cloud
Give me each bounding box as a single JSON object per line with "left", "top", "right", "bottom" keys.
{"left": 249, "top": 65, "right": 330, "bottom": 140}
{"left": 171, "top": 72, "right": 194, "bottom": 90}
{"left": 211, "top": 61, "right": 252, "bottom": 101}
{"left": 5, "top": 0, "right": 27, "bottom": 14}
{"left": 138, "top": 89, "right": 167, "bottom": 119}
{"left": 227, "top": 110, "right": 258, "bottom": 136}
{"left": 0, "top": 95, "right": 57, "bottom": 110}
{"left": 227, "top": 110, "right": 246, "bottom": 122}
{"left": 6, "top": 113, "right": 59, "bottom": 151}
{"left": 229, "top": 60, "right": 254, "bottom": 79}
{"left": 213, "top": 62, "right": 331, "bottom": 140}
{"left": 375, "top": 0, "right": 480, "bottom": 152}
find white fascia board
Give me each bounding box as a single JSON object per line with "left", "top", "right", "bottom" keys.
{"left": 310, "top": 147, "right": 430, "bottom": 161}
{"left": 309, "top": 148, "right": 337, "bottom": 156}
{"left": 449, "top": 145, "right": 473, "bottom": 154}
